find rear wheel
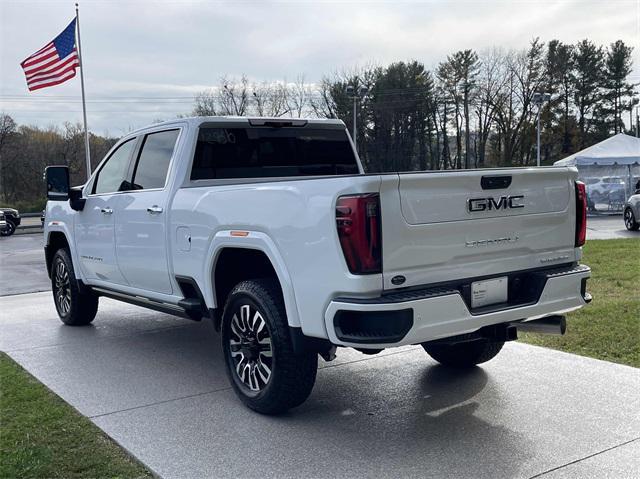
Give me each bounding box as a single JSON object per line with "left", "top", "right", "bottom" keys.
{"left": 624, "top": 208, "right": 639, "bottom": 231}
{"left": 422, "top": 339, "right": 504, "bottom": 368}
{"left": 221, "top": 279, "right": 317, "bottom": 414}
{"left": 51, "top": 248, "right": 99, "bottom": 326}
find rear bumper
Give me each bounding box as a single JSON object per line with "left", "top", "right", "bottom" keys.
{"left": 324, "top": 264, "right": 591, "bottom": 348}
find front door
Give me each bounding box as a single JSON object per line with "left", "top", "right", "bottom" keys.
{"left": 75, "top": 194, "right": 125, "bottom": 284}
{"left": 75, "top": 137, "right": 137, "bottom": 285}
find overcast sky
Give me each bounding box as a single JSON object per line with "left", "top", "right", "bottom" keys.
{"left": 1, "top": 0, "right": 639, "bottom": 137}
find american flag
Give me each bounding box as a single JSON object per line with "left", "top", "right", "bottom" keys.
{"left": 21, "top": 18, "right": 80, "bottom": 91}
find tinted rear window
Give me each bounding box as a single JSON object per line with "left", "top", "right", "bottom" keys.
{"left": 132, "top": 129, "right": 179, "bottom": 190}
{"left": 191, "top": 127, "right": 359, "bottom": 180}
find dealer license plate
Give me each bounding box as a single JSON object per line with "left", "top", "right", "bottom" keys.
{"left": 471, "top": 277, "right": 508, "bottom": 308}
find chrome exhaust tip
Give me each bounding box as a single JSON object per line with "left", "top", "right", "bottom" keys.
{"left": 511, "top": 315, "right": 566, "bottom": 335}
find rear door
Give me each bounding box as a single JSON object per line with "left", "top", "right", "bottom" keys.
{"left": 379, "top": 168, "right": 578, "bottom": 290}
{"left": 114, "top": 128, "right": 180, "bottom": 294}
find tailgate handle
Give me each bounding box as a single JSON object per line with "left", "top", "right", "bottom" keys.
{"left": 481, "top": 175, "right": 512, "bottom": 190}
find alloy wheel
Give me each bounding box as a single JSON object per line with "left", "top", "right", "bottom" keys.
{"left": 1, "top": 221, "right": 14, "bottom": 236}
{"left": 54, "top": 259, "right": 72, "bottom": 315}
{"left": 624, "top": 209, "right": 634, "bottom": 230}
{"left": 228, "top": 303, "right": 273, "bottom": 392}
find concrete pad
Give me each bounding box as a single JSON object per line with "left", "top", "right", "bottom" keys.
{"left": 2, "top": 292, "right": 639, "bottom": 478}
{"left": 537, "top": 439, "right": 640, "bottom": 478}
{"left": 92, "top": 345, "right": 640, "bottom": 479}
{"left": 0, "top": 292, "right": 186, "bottom": 352}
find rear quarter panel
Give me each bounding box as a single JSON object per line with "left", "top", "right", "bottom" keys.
{"left": 170, "top": 175, "right": 384, "bottom": 338}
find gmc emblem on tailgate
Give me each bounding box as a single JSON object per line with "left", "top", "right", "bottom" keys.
{"left": 468, "top": 195, "right": 525, "bottom": 212}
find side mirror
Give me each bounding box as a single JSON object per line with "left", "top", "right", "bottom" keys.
{"left": 45, "top": 166, "right": 70, "bottom": 201}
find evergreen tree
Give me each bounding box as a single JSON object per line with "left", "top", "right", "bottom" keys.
{"left": 604, "top": 40, "right": 635, "bottom": 134}
{"left": 450, "top": 50, "right": 480, "bottom": 168}
{"left": 546, "top": 40, "right": 575, "bottom": 154}
{"left": 573, "top": 40, "right": 605, "bottom": 148}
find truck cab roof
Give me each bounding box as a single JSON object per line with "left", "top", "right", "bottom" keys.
{"left": 128, "top": 116, "right": 346, "bottom": 136}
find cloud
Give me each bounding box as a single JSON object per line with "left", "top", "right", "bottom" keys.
{"left": 1, "top": 0, "right": 638, "bottom": 135}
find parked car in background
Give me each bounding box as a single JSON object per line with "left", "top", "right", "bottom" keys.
{"left": 623, "top": 191, "right": 640, "bottom": 231}
{"left": 585, "top": 177, "right": 626, "bottom": 203}
{"left": 0, "top": 207, "right": 21, "bottom": 236}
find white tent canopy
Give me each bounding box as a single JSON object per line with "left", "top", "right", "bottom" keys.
{"left": 554, "top": 133, "right": 640, "bottom": 166}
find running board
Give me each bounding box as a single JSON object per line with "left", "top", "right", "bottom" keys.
{"left": 91, "top": 287, "right": 203, "bottom": 321}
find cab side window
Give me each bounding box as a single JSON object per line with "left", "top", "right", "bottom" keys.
{"left": 131, "top": 129, "right": 179, "bottom": 190}
{"left": 93, "top": 139, "right": 136, "bottom": 194}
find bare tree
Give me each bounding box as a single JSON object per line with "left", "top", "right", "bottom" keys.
{"left": 475, "top": 49, "right": 505, "bottom": 167}
{"left": 289, "top": 75, "right": 310, "bottom": 118}
{"left": 493, "top": 39, "right": 546, "bottom": 165}
{"left": 220, "top": 75, "right": 249, "bottom": 116}
{"left": 193, "top": 89, "right": 219, "bottom": 116}
{"left": 310, "top": 78, "right": 338, "bottom": 118}
{"left": 268, "top": 82, "right": 291, "bottom": 117}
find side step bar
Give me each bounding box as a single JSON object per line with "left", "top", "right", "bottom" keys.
{"left": 511, "top": 315, "right": 566, "bottom": 335}
{"left": 92, "top": 287, "right": 206, "bottom": 321}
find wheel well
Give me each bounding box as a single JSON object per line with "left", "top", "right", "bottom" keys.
{"left": 46, "top": 232, "right": 69, "bottom": 277}
{"left": 213, "top": 248, "right": 281, "bottom": 312}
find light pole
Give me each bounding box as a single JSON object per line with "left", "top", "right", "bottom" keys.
{"left": 630, "top": 98, "right": 639, "bottom": 136}
{"left": 533, "top": 92, "right": 551, "bottom": 167}
{"left": 345, "top": 85, "right": 368, "bottom": 152}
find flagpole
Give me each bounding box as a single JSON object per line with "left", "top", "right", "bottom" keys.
{"left": 75, "top": 3, "right": 91, "bottom": 181}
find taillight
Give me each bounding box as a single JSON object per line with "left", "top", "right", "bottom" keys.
{"left": 336, "top": 193, "right": 382, "bottom": 274}
{"left": 575, "top": 181, "right": 587, "bottom": 247}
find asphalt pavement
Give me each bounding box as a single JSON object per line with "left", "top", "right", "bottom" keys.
{"left": 585, "top": 215, "right": 639, "bottom": 240}
{"left": 0, "top": 234, "right": 50, "bottom": 296}
{"left": 1, "top": 292, "right": 638, "bottom": 479}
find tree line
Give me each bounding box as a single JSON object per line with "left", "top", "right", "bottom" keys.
{"left": 1, "top": 37, "right": 636, "bottom": 209}
{"left": 193, "top": 38, "right": 637, "bottom": 173}
{"left": 0, "top": 115, "right": 116, "bottom": 210}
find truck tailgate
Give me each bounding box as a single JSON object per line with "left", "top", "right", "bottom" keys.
{"left": 379, "top": 167, "right": 579, "bottom": 290}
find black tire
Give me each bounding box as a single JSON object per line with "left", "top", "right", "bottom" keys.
{"left": 221, "top": 279, "right": 317, "bottom": 414}
{"left": 422, "top": 339, "right": 504, "bottom": 368}
{"left": 51, "top": 248, "right": 99, "bottom": 326}
{"left": 1, "top": 220, "right": 16, "bottom": 236}
{"left": 624, "top": 208, "right": 639, "bottom": 231}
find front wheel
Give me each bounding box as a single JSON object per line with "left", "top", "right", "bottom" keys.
{"left": 1, "top": 220, "right": 16, "bottom": 236}
{"left": 624, "top": 208, "right": 639, "bottom": 231}
{"left": 51, "top": 248, "right": 99, "bottom": 326}
{"left": 221, "top": 279, "right": 317, "bottom": 414}
{"left": 422, "top": 339, "right": 504, "bottom": 368}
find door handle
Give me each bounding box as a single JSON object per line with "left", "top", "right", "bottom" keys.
{"left": 147, "top": 205, "right": 163, "bottom": 214}
{"left": 100, "top": 207, "right": 113, "bottom": 215}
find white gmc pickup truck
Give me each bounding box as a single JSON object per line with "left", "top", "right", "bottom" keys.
{"left": 44, "top": 117, "right": 591, "bottom": 414}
